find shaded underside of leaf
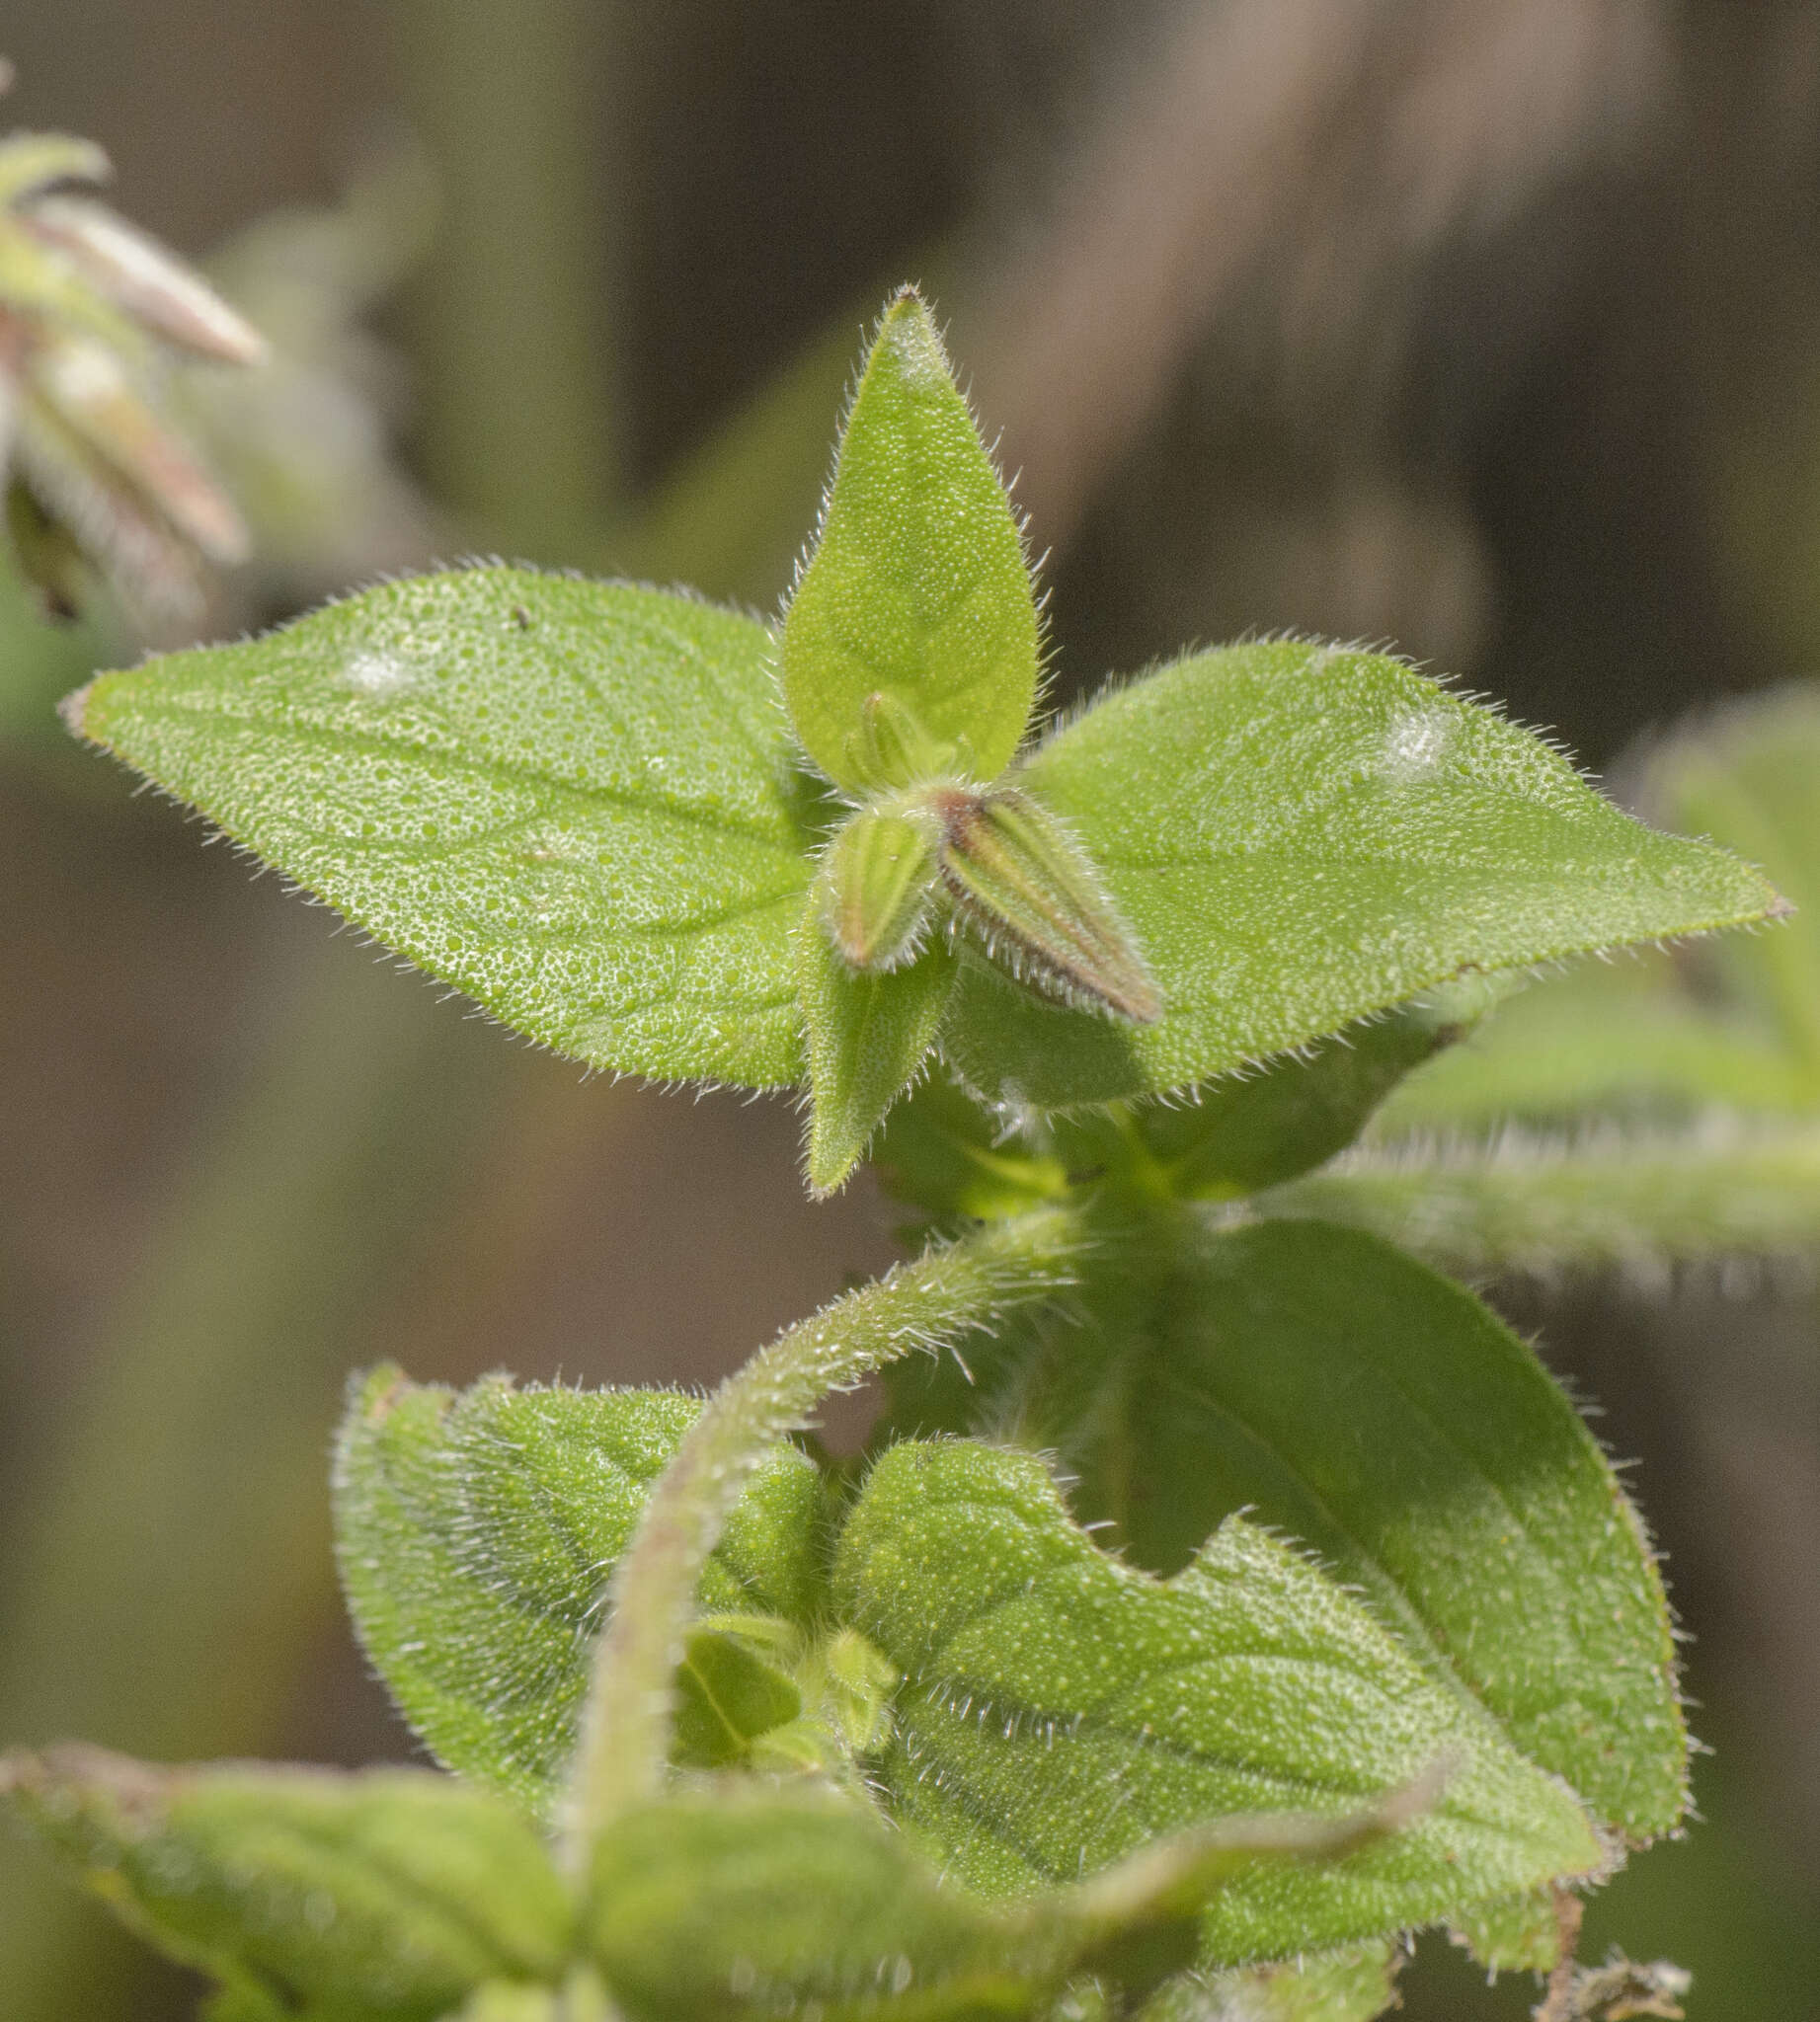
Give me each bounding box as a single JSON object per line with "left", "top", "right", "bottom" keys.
{"left": 1135, "top": 993, "right": 1479, "bottom": 1200}
{"left": 872, "top": 998, "right": 1470, "bottom": 1234}
{"left": 942, "top": 642, "right": 1780, "bottom": 1107}
{"left": 835, "top": 1440, "right": 1603, "bottom": 1966}
{"left": 332, "top": 1367, "right": 827, "bottom": 1819}
{"left": 69, "top": 568, "right": 818, "bottom": 1087}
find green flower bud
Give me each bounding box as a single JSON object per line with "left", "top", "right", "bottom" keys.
{"left": 814, "top": 803, "right": 941, "bottom": 971}
{"left": 931, "top": 784, "right": 1161, "bottom": 1025}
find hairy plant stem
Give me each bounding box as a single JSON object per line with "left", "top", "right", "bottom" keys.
{"left": 563, "top": 1204, "right": 1082, "bottom": 1871}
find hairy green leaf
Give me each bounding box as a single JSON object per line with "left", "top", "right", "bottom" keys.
{"left": 1033, "top": 1776, "right": 1441, "bottom": 2004}
{"left": 1449, "top": 1887, "right": 1567, "bottom": 1975}
{"left": 834, "top": 1440, "right": 1604, "bottom": 1964}
{"left": 799, "top": 909, "right": 956, "bottom": 1196}
{"left": 588, "top": 1789, "right": 1041, "bottom": 2022}
{"left": 939, "top": 642, "right": 1779, "bottom": 1107}
{"left": 68, "top": 569, "right": 818, "bottom": 1087}
{"left": 333, "top": 1368, "right": 828, "bottom": 1819}
{"left": 586, "top": 1783, "right": 1418, "bottom": 2022}
{"left": 885, "top": 1220, "right": 1685, "bottom": 1841}
{"left": 780, "top": 289, "right": 1039, "bottom": 793}
{"left": 1, "top": 1746, "right": 569, "bottom": 2021}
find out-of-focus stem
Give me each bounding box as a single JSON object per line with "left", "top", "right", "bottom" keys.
{"left": 393, "top": 0, "right": 618, "bottom": 558}
{"left": 1262, "top": 1124, "right": 1820, "bottom": 1279}
{"left": 563, "top": 1204, "right": 1081, "bottom": 1872}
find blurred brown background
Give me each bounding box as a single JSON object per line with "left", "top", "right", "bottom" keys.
{"left": 1, "top": 3, "right": 1817, "bottom": 2016}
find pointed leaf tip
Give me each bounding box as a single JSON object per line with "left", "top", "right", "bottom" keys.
{"left": 799, "top": 904, "right": 955, "bottom": 1198}
{"left": 781, "top": 287, "right": 1040, "bottom": 794}
{"left": 71, "top": 572, "right": 815, "bottom": 1089}
{"left": 944, "top": 640, "right": 1785, "bottom": 1107}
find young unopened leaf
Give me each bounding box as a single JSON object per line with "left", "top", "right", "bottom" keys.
{"left": 815, "top": 804, "right": 942, "bottom": 969}
{"left": 936, "top": 785, "right": 1160, "bottom": 1024}
{"left": 1, "top": 1746, "right": 570, "bottom": 2020}
{"left": 887, "top": 1220, "right": 1685, "bottom": 1842}
{"left": 780, "top": 289, "right": 1039, "bottom": 793}
{"left": 673, "top": 1625, "right": 804, "bottom": 1769}
{"left": 940, "top": 642, "right": 1780, "bottom": 1107}
{"left": 333, "top": 1368, "right": 827, "bottom": 1819}
{"left": 67, "top": 569, "right": 817, "bottom": 1087}
{"left": 834, "top": 1441, "right": 1603, "bottom": 1964}
{"left": 798, "top": 912, "right": 955, "bottom": 1195}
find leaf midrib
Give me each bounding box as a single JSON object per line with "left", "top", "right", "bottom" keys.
{"left": 104, "top": 697, "right": 807, "bottom": 853}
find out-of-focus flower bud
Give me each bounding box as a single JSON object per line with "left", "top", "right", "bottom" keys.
{"left": 19, "top": 194, "right": 265, "bottom": 366}
{"left": 0, "top": 97, "right": 260, "bottom": 621}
